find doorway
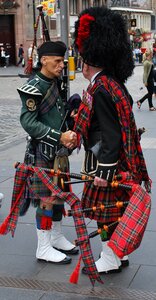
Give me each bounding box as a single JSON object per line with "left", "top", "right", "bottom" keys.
{"left": 0, "top": 15, "right": 16, "bottom": 65}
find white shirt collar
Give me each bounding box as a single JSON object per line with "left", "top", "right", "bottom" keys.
{"left": 90, "top": 71, "right": 101, "bottom": 85}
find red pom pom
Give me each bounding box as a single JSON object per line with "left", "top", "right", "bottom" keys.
{"left": 76, "top": 14, "right": 95, "bottom": 52}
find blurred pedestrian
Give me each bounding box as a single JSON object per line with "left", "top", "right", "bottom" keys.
{"left": 137, "top": 50, "right": 156, "bottom": 111}
{"left": 133, "top": 45, "right": 141, "bottom": 63}
{"left": 0, "top": 46, "right": 6, "bottom": 68}
{"left": 17, "top": 44, "right": 24, "bottom": 66}
{"left": 152, "top": 50, "right": 156, "bottom": 96}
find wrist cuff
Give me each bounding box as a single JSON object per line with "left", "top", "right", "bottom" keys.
{"left": 96, "top": 162, "right": 118, "bottom": 182}
{"left": 43, "top": 128, "right": 61, "bottom": 146}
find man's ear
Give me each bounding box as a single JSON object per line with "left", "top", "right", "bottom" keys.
{"left": 41, "top": 56, "right": 46, "bottom": 66}
{"left": 83, "top": 62, "right": 89, "bottom": 72}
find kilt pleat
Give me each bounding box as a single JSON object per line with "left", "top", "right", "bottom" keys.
{"left": 25, "top": 145, "right": 70, "bottom": 205}
{"left": 32, "top": 146, "right": 54, "bottom": 198}
{"left": 24, "top": 146, "right": 54, "bottom": 204}
{"left": 81, "top": 182, "right": 129, "bottom": 223}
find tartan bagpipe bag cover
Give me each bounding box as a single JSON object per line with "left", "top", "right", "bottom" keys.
{"left": 108, "top": 184, "right": 151, "bottom": 258}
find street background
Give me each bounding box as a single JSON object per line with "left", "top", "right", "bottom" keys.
{"left": 0, "top": 65, "right": 156, "bottom": 299}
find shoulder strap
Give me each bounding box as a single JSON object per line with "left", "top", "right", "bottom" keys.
{"left": 17, "top": 83, "right": 42, "bottom": 96}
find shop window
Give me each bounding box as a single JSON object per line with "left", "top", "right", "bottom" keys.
{"left": 151, "top": 15, "right": 156, "bottom": 31}
{"left": 93, "top": 0, "right": 100, "bottom": 6}
{"left": 50, "top": 19, "right": 56, "bottom": 30}
{"left": 69, "top": 0, "right": 78, "bottom": 15}
{"left": 82, "top": 0, "right": 89, "bottom": 10}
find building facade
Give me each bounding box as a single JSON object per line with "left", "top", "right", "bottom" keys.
{"left": 108, "top": 0, "right": 156, "bottom": 49}
{"left": 0, "top": 0, "right": 109, "bottom": 65}
{"left": 0, "top": 0, "right": 44, "bottom": 65}
{"left": 0, "top": 0, "right": 155, "bottom": 65}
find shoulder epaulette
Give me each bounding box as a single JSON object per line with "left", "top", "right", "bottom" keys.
{"left": 17, "top": 83, "right": 42, "bottom": 96}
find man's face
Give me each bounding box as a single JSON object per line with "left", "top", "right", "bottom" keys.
{"left": 41, "top": 55, "right": 64, "bottom": 78}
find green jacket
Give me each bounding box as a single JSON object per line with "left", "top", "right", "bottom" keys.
{"left": 143, "top": 59, "right": 153, "bottom": 85}
{"left": 17, "top": 72, "right": 66, "bottom": 149}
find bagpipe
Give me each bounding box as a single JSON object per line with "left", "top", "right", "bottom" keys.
{"left": 24, "top": 4, "right": 50, "bottom": 76}
{"left": 0, "top": 161, "right": 151, "bottom": 286}
{"left": 24, "top": 4, "right": 81, "bottom": 129}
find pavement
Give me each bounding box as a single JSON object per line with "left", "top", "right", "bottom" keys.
{"left": 0, "top": 65, "right": 156, "bottom": 299}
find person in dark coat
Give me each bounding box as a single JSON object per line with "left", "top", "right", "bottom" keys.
{"left": 17, "top": 44, "right": 24, "bottom": 66}
{"left": 73, "top": 6, "right": 151, "bottom": 274}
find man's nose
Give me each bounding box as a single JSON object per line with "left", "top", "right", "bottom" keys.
{"left": 60, "top": 61, "right": 64, "bottom": 68}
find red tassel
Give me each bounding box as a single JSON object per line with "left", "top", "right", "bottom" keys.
{"left": 0, "top": 216, "right": 10, "bottom": 234}
{"left": 69, "top": 255, "right": 82, "bottom": 284}
{"left": 0, "top": 183, "right": 26, "bottom": 235}
{"left": 24, "top": 58, "right": 33, "bottom": 75}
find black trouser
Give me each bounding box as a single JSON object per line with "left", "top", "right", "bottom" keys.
{"left": 17, "top": 55, "right": 23, "bottom": 66}
{"left": 153, "top": 69, "right": 156, "bottom": 94}
{"left": 0, "top": 57, "right": 6, "bottom": 67}
{"left": 139, "top": 81, "right": 154, "bottom": 108}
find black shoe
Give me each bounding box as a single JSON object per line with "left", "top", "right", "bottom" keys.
{"left": 82, "top": 265, "right": 122, "bottom": 275}
{"left": 53, "top": 246, "right": 79, "bottom": 255}
{"left": 37, "top": 256, "right": 72, "bottom": 264}
{"left": 55, "top": 256, "right": 72, "bottom": 264}
{"left": 121, "top": 259, "right": 129, "bottom": 267}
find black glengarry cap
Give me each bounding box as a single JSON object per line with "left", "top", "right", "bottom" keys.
{"left": 38, "top": 41, "right": 67, "bottom": 61}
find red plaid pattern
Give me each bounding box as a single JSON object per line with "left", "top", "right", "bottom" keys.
{"left": 92, "top": 76, "right": 150, "bottom": 185}
{"left": 81, "top": 183, "right": 128, "bottom": 223}
{"left": 0, "top": 164, "right": 29, "bottom": 235}
{"left": 76, "top": 75, "right": 151, "bottom": 230}
{"left": 108, "top": 183, "right": 151, "bottom": 258}
{"left": 74, "top": 87, "right": 94, "bottom": 147}
{"left": 0, "top": 163, "right": 102, "bottom": 287}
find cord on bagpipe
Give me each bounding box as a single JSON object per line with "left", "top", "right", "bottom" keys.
{"left": 14, "top": 161, "right": 133, "bottom": 191}
{"left": 24, "top": 4, "right": 70, "bottom": 109}
{"left": 24, "top": 4, "right": 50, "bottom": 75}
{"left": 24, "top": 13, "right": 40, "bottom": 75}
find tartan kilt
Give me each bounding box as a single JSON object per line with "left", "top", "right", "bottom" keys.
{"left": 81, "top": 182, "right": 130, "bottom": 223}
{"left": 24, "top": 145, "right": 70, "bottom": 206}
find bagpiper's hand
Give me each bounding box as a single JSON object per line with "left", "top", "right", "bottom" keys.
{"left": 94, "top": 176, "right": 108, "bottom": 187}
{"left": 60, "top": 130, "right": 77, "bottom": 149}
{"left": 70, "top": 109, "right": 78, "bottom": 120}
